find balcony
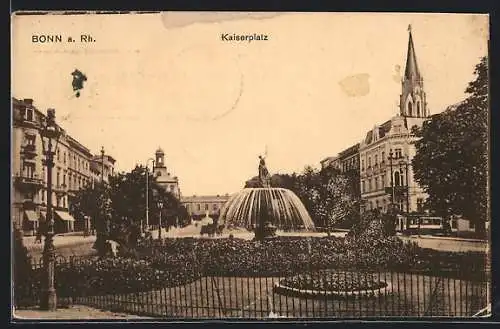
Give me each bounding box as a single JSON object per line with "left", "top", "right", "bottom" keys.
{"left": 54, "top": 184, "right": 67, "bottom": 196}
{"left": 21, "top": 144, "right": 37, "bottom": 159}
{"left": 22, "top": 198, "right": 37, "bottom": 210}
{"left": 384, "top": 186, "right": 408, "bottom": 197}
{"left": 13, "top": 173, "right": 44, "bottom": 193}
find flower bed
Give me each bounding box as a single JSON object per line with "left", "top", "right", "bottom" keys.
{"left": 274, "top": 271, "right": 391, "bottom": 299}
{"left": 22, "top": 235, "right": 487, "bottom": 302}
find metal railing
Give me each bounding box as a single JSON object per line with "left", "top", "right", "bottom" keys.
{"left": 15, "top": 254, "right": 489, "bottom": 319}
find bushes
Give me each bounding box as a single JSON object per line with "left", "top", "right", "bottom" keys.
{"left": 21, "top": 235, "right": 487, "bottom": 301}
{"left": 13, "top": 227, "right": 34, "bottom": 307}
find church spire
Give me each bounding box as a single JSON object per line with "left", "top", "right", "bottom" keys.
{"left": 404, "top": 24, "right": 421, "bottom": 81}
{"left": 399, "top": 25, "right": 428, "bottom": 118}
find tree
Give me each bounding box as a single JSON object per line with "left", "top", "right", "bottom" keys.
{"left": 412, "top": 56, "right": 488, "bottom": 236}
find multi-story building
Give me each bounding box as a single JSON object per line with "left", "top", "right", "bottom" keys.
{"left": 89, "top": 147, "right": 116, "bottom": 185}
{"left": 320, "top": 156, "right": 340, "bottom": 171}
{"left": 181, "top": 194, "right": 231, "bottom": 220}
{"left": 359, "top": 27, "right": 428, "bottom": 214}
{"left": 11, "top": 97, "right": 116, "bottom": 235}
{"left": 320, "top": 143, "right": 360, "bottom": 173}
{"left": 152, "top": 147, "right": 181, "bottom": 199}
{"left": 338, "top": 143, "right": 360, "bottom": 173}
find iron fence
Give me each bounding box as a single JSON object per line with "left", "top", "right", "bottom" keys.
{"left": 17, "top": 254, "right": 489, "bottom": 319}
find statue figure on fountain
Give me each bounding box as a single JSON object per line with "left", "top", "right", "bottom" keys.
{"left": 258, "top": 155, "right": 271, "bottom": 188}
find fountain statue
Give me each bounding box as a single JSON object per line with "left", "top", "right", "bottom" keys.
{"left": 219, "top": 155, "right": 315, "bottom": 240}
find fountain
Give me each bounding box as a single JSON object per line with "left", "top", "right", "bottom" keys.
{"left": 218, "top": 155, "right": 315, "bottom": 240}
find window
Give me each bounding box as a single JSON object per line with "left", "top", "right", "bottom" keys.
{"left": 57, "top": 149, "right": 60, "bottom": 161}
{"left": 381, "top": 175, "right": 385, "bottom": 188}
{"left": 417, "top": 198, "right": 424, "bottom": 212}
{"left": 451, "top": 220, "right": 457, "bottom": 229}
{"left": 23, "top": 162, "right": 35, "bottom": 178}
{"left": 63, "top": 197, "right": 66, "bottom": 208}
{"left": 56, "top": 171, "right": 60, "bottom": 187}
{"left": 361, "top": 160, "right": 365, "bottom": 171}
{"left": 63, "top": 174, "right": 66, "bottom": 186}
{"left": 197, "top": 204, "right": 201, "bottom": 211}
{"left": 26, "top": 108, "right": 34, "bottom": 121}
{"left": 63, "top": 152, "right": 66, "bottom": 164}
{"left": 205, "top": 204, "right": 209, "bottom": 211}
{"left": 394, "top": 171, "right": 401, "bottom": 186}
{"left": 375, "top": 177, "right": 379, "bottom": 190}
{"left": 374, "top": 155, "right": 378, "bottom": 166}
{"left": 361, "top": 181, "right": 365, "bottom": 193}
{"left": 395, "top": 148, "right": 402, "bottom": 159}
{"left": 381, "top": 151, "right": 385, "bottom": 163}
{"left": 368, "top": 157, "right": 371, "bottom": 168}
{"left": 25, "top": 134, "right": 36, "bottom": 146}
{"left": 408, "top": 102, "right": 413, "bottom": 116}
{"left": 41, "top": 190, "right": 45, "bottom": 202}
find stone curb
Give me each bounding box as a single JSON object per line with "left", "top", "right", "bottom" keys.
{"left": 403, "top": 235, "right": 487, "bottom": 243}
{"left": 273, "top": 281, "right": 393, "bottom": 299}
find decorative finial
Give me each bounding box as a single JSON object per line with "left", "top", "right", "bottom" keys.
{"left": 101, "top": 146, "right": 105, "bottom": 155}
{"left": 408, "top": 24, "right": 412, "bottom": 33}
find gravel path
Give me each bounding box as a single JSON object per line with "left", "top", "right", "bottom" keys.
{"left": 13, "top": 305, "right": 151, "bottom": 320}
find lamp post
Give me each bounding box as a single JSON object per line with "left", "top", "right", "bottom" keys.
{"left": 145, "top": 158, "right": 155, "bottom": 233}
{"left": 100, "top": 146, "right": 105, "bottom": 182}
{"left": 157, "top": 200, "right": 163, "bottom": 240}
{"left": 388, "top": 150, "right": 396, "bottom": 206}
{"left": 38, "top": 108, "right": 62, "bottom": 311}
{"left": 399, "top": 156, "right": 410, "bottom": 213}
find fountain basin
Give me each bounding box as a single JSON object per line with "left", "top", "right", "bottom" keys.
{"left": 219, "top": 188, "right": 315, "bottom": 231}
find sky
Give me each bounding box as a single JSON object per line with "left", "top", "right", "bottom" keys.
{"left": 12, "top": 12, "right": 489, "bottom": 196}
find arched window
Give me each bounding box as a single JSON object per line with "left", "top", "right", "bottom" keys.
{"left": 407, "top": 102, "right": 413, "bottom": 116}
{"left": 416, "top": 101, "right": 421, "bottom": 117}
{"left": 394, "top": 171, "right": 401, "bottom": 186}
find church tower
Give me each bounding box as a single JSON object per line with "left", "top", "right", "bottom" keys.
{"left": 152, "top": 147, "right": 181, "bottom": 199}
{"left": 400, "top": 25, "right": 428, "bottom": 118}
{"left": 155, "top": 147, "right": 166, "bottom": 172}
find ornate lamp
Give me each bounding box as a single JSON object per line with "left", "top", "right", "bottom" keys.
{"left": 38, "top": 108, "right": 62, "bottom": 311}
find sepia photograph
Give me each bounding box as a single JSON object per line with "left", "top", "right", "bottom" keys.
{"left": 11, "top": 11, "right": 490, "bottom": 320}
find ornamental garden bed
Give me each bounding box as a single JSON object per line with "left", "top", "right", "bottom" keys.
{"left": 21, "top": 235, "right": 487, "bottom": 304}
{"left": 273, "top": 270, "right": 391, "bottom": 299}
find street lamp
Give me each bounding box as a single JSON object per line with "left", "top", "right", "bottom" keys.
{"left": 157, "top": 199, "right": 164, "bottom": 239}
{"left": 399, "top": 156, "right": 410, "bottom": 214}
{"left": 100, "top": 146, "right": 105, "bottom": 182}
{"left": 145, "top": 158, "right": 155, "bottom": 233}
{"left": 38, "top": 108, "right": 62, "bottom": 311}
{"left": 388, "top": 150, "right": 397, "bottom": 207}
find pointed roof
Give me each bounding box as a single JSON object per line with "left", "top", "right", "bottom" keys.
{"left": 404, "top": 25, "right": 421, "bottom": 80}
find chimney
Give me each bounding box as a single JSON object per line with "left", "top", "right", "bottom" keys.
{"left": 23, "top": 99, "right": 33, "bottom": 105}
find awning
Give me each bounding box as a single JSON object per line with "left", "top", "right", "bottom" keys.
{"left": 24, "top": 210, "right": 39, "bottom": 222}
{"left": 55, "top": 211, "right": 76, "bottom": 222}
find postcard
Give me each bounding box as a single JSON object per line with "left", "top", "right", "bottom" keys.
{"left": 11, "top": 11, "right": 491, "bottom": 320}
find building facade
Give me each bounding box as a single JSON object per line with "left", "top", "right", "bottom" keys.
{"left": 152, "top": 147, "right": 181, "bottom": 199}
{"left": 11, "top": 98, "right": 116, "bottom": 235}
{"left": 320, "top": 143, "right": 359, "bottom": 173}
{"left": 89, "top": 147, "right": 116, "bottom": 185}
{"left": 181, "top": 194, "right": 231, "bottom": 220}
{"left": 359, "top": 27, "right": 428, "bottom": 214}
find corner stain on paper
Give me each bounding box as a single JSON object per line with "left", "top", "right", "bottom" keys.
{"left": 338, "top": 74, "right": 370, "bottom": 97}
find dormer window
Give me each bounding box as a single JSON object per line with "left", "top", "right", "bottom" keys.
{"left": 26, "top": 108, "right": 34, "bottom": 121}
